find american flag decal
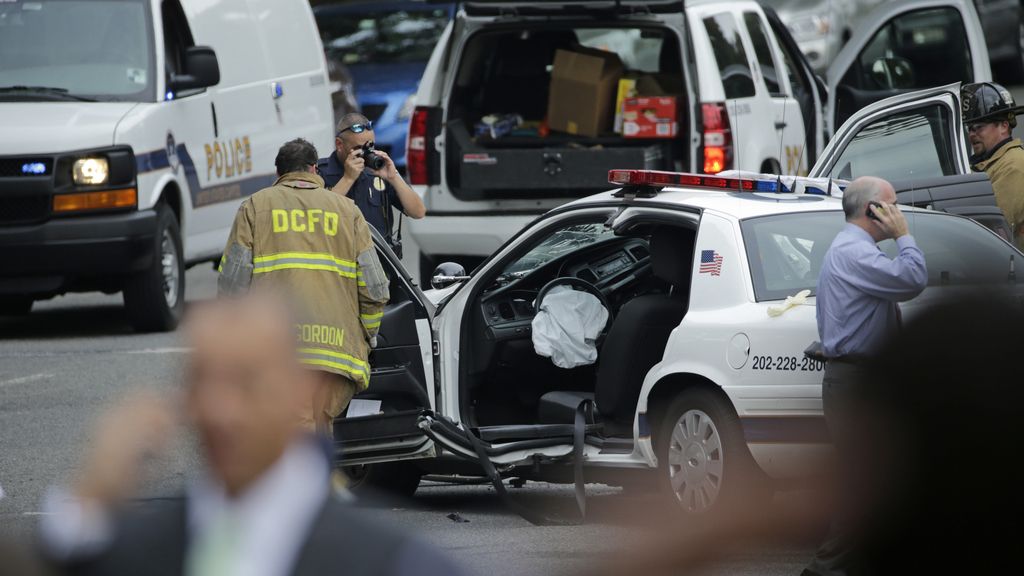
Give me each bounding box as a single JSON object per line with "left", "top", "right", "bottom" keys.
{"left": 699, "top": 250, "right": 724, "bottom": 276}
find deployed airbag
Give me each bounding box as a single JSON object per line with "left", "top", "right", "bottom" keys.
{"left": 531, "top": 286, "right": 609, "bottom": 369}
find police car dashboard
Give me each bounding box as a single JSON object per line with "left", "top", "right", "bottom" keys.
{"left": 480, "top": 237, "right": 652, "bottom": 342}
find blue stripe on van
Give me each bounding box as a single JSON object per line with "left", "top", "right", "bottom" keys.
{"left": 741, "top": 416, "right": 830, "bottom": 444}
{"left": 136, "top": 145, "right": 276, "bottom": 208}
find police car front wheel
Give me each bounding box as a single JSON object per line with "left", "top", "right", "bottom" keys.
{"left": 124, "top": 204, "right": 184, "bottom": 332}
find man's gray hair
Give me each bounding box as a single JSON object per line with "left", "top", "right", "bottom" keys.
{"left": 336, "top": 112, "right": 371, "bottom": 136}
{"left": 842, "top": 176, "right": 889, "bottom": 221}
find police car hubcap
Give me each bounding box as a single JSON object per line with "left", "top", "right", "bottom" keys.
{"left": 161, "top": 230, "right": 179, "bottom": 308}
{"left": 667, "top": 409, "right": 723, "bottom": 512}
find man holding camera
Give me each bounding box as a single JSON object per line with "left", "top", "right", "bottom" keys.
{"left": 318, "top": 113, "right": 426, "bottom": 257}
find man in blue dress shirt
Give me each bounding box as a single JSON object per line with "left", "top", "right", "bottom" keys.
{"left": 803, "top": 176, "right": 928, "bottom": 576}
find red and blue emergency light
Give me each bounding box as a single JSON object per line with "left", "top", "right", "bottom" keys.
{"left": 608, "top": 169, "right": 782, "bottom": 193}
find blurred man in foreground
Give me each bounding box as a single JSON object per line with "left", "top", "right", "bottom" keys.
{"left": 38, "top": 294, "right": 462, "bottom": 576}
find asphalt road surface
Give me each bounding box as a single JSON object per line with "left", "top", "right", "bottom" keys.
{"left": 0, "top": 266, "right": 820, "bottom": 575}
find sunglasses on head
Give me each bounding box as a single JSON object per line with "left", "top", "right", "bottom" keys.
{"left": 338, "top": 122, "right": 373, "bottom": 135}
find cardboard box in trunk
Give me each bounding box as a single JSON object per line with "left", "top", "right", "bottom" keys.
{"left": 547, "top": 48, "right": 624, "bottom": 137}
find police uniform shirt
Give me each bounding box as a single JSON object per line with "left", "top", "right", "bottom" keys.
{"left": 318, "top": 152, "right": 404, "bottom": 238}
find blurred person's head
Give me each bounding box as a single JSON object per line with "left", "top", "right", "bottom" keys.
{"left": 842, "top": 295, "right": 1023, "bottom": 573}
{"left": 335, "top": 112, "right": 375, "bottom": 157}
{"left": 184, "top": 293, "right": 312, "bottom": 495}
{"left": 842, "top": 176, "right": 895, "bottom": 242}
{"left": 275, "top": 138, "right": 318, "bottom": 177}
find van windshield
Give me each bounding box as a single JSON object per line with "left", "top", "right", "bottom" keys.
{"left": 317, "top": 8, "right": 450, "bottom": 66}
{"left": 0, "top": 0, "right": 154, "bottom": 102}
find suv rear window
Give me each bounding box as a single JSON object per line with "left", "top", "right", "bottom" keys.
{"left": 741, "top": 211, "right": 1020, "bottom": 302}
{"left": 449, "top": 26, "right": 682, "bottom": 122}
{"left": 703, "top": 13, "right": 755, "bottom": 99}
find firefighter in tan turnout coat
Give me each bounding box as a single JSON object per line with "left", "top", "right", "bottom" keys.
{"left": 218, "top": 138, "right": 389, "bottom": 433}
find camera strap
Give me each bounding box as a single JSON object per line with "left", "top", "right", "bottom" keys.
{"left": 380, "top": 177, "right": 402, "bottom": 250}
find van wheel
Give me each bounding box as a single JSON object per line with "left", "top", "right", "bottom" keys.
{"left": 0, "top": 297, "right": 33, "bottom": 316}
{"left": 656, "top": 389, "right": 766, "bottom": 516}
{"left": 342, "top": 462, "right": 422, "bottom": 497}
{"left": 124, "top": 204, "right": 184, "bottom": 332}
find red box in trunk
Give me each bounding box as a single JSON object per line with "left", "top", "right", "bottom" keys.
{"left": 622, "top": 96, "right": 678, "bottom": 139}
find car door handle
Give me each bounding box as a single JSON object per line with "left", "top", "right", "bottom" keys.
{"left": 775, "top": 121, "right": 787, "bottom": 130}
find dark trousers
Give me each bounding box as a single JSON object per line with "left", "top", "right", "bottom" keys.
{"left": 803, "top": 360, "right": 866, "bottom": 576}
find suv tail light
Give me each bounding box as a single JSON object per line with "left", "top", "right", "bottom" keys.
{"left": 407, "top": 106, "right": 441, "bottom": 185}
{"left": 702, "top": 102, "right": 732, "bottom": 174}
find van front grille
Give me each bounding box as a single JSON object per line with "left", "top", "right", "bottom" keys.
{"left": 0, "top": 158, "right": 52, "bottom": 178}
{"left": 0, "top": 195, "right": 50, "bottom": 224}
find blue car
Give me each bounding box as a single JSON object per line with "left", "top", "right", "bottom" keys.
{"left": 314, "top": 1, "right": 455, "bottom": 170}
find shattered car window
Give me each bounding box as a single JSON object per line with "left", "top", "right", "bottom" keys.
{"left": 501, "top": 223, "right": 615, "bottom": 278}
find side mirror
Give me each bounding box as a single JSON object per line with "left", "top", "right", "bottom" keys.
{"left": 169, "top": 46, "right": 220, "bottom": 93}
{"left": 431, "top": 262, "right": 469, "bottom": 290}
{"left": 869, "top": 57, "right": 914, "bottom": 91}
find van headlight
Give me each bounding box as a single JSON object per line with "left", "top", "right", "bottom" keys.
{"left": 72, "top": 157, "right": 110, "bottom": 185}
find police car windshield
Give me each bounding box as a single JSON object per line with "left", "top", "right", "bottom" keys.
{"left": 742, "top": 211, "right": 1022, "bottom": 302}
{"left": 498, "top": 223, "right": 615, "bottom": 282}
{"left": 318, "top": 8, "right": 449, "bottom": 66}
{"left": 0, "top": 0, "right": 154, "bottom": 102}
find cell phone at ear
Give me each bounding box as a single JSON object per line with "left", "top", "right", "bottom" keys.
{"left": 867, "top": 201, "right": 883, "bottom": 221}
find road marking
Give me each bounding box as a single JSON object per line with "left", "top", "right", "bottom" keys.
{"left": 0, "top": 373, "right": 54, "bottom": 388}
{"left": 125, "top": 347, "right": 192, "bottom": 355}
{"left": 21, "top": 512, "right": 55, "bottom": 516}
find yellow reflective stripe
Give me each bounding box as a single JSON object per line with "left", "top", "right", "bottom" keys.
{"left": 253, "top": 263, "right": 358, "bottom": 278}
{"left": 300, "top": 358, "right": 369, "bottom": 383}
{"left": 254, "top": 252, "right": 356, "bottom": 268}
{"left": 360, "top": 311, "right": 383, "bottom": 329}
{"left": 358, "top": 280, "right": 367, "bottom": 287}
{"left": 296, "top": 347, "right": 369, "bottom": 369}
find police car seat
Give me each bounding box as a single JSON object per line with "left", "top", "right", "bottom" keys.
{"left": 536, "top": 226, "right": 693, "bottom": 437}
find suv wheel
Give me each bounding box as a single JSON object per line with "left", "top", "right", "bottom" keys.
{"left": 124, "top": 204, "right": 184, "bottom": 332}
{"left": 0, "top": 297, "right": 33, "bottom": 316}
{"left": 656, "top": 389, "right": 766, "bottom": 516}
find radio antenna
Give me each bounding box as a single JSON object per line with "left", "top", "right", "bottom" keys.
{"left": 732, "top": 99, "right": 742, "bottom": 192}
{"left": 776, "top": 94, "right": 788, "bottom": 175}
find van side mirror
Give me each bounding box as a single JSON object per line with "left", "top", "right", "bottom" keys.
{"left": 431, "top": 262, "right": 469, "bottom": 290}
{"left": 169, "top": 46, "right": 220, "bottom": 92}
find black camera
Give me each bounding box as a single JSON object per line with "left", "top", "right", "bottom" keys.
{"left": 359, "top": 142, "right": 387, "bottom": 171}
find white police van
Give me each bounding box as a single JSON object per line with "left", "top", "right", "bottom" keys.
{"left": 403, "top": 0, "right": 989, "bottom": 281}
{"left": 338, "top": 84, "right": 1020, "bottom": 515}
{"left": 0, "top": 0, "right": 334, "bottom": 331}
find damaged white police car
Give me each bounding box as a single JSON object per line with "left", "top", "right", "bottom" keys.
{"left": 334, "top": 87, "right": 1023, "bottom": 516}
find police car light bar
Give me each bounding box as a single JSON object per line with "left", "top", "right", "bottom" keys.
{"left": 608, "top": 169, "right": 780, "bottom": 192}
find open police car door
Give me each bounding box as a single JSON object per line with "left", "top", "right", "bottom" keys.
{"left": 810, "top": 82, "right": 972, "bottom": 182}
{"left": 825, "top": 0, "right": 990, "bottom": 134}
{"left": 331, "top": 230, "right": 436, "bottom": 467}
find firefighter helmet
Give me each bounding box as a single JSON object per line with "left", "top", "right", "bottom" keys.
{"left": 962, "top": 82, "right": 1024, "bottom": 128}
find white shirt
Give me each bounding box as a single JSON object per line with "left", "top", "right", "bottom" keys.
{"left": 41, "top": 438, "right": 331, "bottom": 576}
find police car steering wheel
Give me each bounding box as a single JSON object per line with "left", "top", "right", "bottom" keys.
{"left": 535, "top": 277, "right": 615, "bottom": 334}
